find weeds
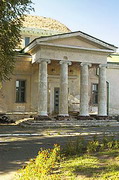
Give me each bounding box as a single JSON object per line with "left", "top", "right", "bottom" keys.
{"left": 16, "top": 144, "right": 61, "bottom": 180}
{"left": 63, "top": 135, "right": 119, "bottom": 155}
{"left": 16, "top": 136, "right": 119, "bottom": 180}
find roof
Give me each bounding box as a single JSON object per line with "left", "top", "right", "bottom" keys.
{"left": 22, "top": 30, "right": 117, "bottom": 53}
{"left": 22, "top": 15, "right": 71, "bottom": 33}
{"left": 37, "top": 30, "right": 118, "bottom": 49}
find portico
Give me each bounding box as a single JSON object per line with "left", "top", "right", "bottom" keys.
{"left": 23, "top": 31, "right": 116, "bottom": 119}
{"left": 36, "top": 58, "right": 107, "bottom": 118}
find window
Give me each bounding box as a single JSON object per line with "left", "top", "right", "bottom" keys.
{"left": 25, "top": 37, "right": 30, "bottom": 46}
{"left": 16, "top": 80, "right": 26, "bottom": 103}
{"left": 92, "top": 83, "right": 98, "bottom": 105}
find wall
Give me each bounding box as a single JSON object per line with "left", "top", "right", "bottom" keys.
{"left": 35, "top": 46, "right": 107, "bottom": 65}
{"left": 107, "top": 64, "right": 119, "bottom": 115}
{"left": 47, "top": 36, "right": 105, "bottom": 49}
{"left": 0, "top": 55, "right": 32, "bottom": 113}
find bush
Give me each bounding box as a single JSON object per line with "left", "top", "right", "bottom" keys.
{"left": 62, "top": 137, "right": 87, "bottom": 156}
{"left": 100, "top": 136, "right": 119, "bottom": 150}
{"left": 87, "top": 140, "right": 100, "bottom": 153}
{"left": 16, "top": 144, "right": 61, "bottom": 180}
{"left": 63, "top": 136, "right": 119, "bottom": 156}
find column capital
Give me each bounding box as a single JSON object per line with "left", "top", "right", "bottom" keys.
{"left": 80, "top": 62, "right": 92, "bottom": 67}
{"left": 99, "top": 64, "right": 107, "bottom": 68}
{"left": 40, "top": 59, "right": 51, "bottom": 64}
{"left": 60, "top": 60, "right": 72, "bottom": 66}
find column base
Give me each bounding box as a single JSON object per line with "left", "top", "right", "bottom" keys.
{"left": 77, "top": 115, "right": 94, "bottom": 120}
{"left": 34, "top": 115, "right": 51, "bottom": 120}
{"left": 77, "top": 115, "right": 108, "bottom": 120}
{"left": 56, "top": 115, "right": 70, "bottom": 121}
{"left": 96, "top": 115, "right": 108, "bottom": 120}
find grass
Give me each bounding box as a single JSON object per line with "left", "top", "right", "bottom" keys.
{"left": 60, "top": 149, "right": 119, "bottom": 180}
{"left": 16, "top": 136, "right": 119, "bottom": 180}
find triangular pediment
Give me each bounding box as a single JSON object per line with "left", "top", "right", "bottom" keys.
{"left": 23, "top": 31, "right": 117, "bottom": 54}
{"left": 37, "top": 31, "right": 117, "bottom": 51}
{"left": 45, "top": 36, "right": 106, "bottom": 49}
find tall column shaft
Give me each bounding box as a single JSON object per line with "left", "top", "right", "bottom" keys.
{"left": 98, "top": 64, "right": 107, "bottom": 116}
{"left": 59, "top": 61, "right": 71, "bottom": 116}
{"left": 38, "top": 60, "right": 50, "bottom": 116}
{"left": 80, "top": 63, "right": 91, "bottom": 116}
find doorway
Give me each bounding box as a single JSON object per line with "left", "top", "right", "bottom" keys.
{"left": 54, "top": 87, "right": 60, "bottom": 113}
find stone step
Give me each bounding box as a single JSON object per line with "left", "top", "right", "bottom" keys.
{"left": 23, "top": 122, "right": 119, "bottom": 125}
{"left": 21, "top": 119, "right": 118, "bottom": 123}
{"left": 19, "top": 118, "right": 119, "bottom": 128}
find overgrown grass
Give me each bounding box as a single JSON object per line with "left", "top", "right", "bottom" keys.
{"left": 16, "top": 144, "right": 61, "bottom": 180}
{"left": 63, "top": 135, "right": 119, "bottom": 155}
{"left": 60, "top": 150, "right": 119, "bottom": 180}
{"left": 16, "top": 136, "right": 119, "bottom": 180}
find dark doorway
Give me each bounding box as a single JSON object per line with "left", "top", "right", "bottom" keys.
{"left": 54, "top": 87, "right": 60, "bottom": 113}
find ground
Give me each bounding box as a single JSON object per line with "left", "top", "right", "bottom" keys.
{"left": 0, "top": 124, "right": 119, "bottom": 179}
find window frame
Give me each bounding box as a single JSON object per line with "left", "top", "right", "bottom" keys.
{"left": 15, "top": 80, "right": 26, "bottom": 103}
{"left": 25, "top": 37, "right": 30, "bottom": 46}
{"left": 91, "top": 83, "right": 98, "bottom": 105}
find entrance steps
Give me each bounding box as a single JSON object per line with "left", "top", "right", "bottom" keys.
{"left": 18, "top": 118, "right": 119, "bottom": 128}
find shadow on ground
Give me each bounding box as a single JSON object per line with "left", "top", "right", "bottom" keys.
{"left": 0, "top": 125, "right": 119, "bottom": 175}
{"left": 0, "top": 133, "right": 80, "bottom": 174}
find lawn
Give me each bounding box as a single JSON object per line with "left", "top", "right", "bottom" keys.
{"left": 60, "top": 149, "right": 119, "bottom": 180}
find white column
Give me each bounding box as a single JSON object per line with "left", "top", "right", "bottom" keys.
{"left": 59, "top": 61, "right": 71, "bottom": 116}
{"left": 38, "top": 59, "right": 50, "bottom": 116}
{"left": 98, "top": 64, "right": 107, "bottom": 116}
{"left": 80, "top": 63, "right": 91, "bottom": 116}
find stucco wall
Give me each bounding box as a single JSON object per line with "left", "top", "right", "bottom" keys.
{"left": 47, "top": 37, "right": 105, "bottom": 49}
{"left": 107, "top": 64, "right": 119, "bottom": 115}
{"left": 0, "top": 56, "right": 32, "bottom": 113}
{"left": 34, "top": 46, "right": 107, "bottom": 64}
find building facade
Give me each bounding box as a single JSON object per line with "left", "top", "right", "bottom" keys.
{"left": 0, "top": 15, "right": 118, "bottom": 119}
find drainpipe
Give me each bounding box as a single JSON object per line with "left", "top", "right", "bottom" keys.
{"left": 106, "top": 81, "right": 109, "bottom": 116}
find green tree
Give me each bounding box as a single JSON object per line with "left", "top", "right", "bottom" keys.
{"left": 0, "top": 0, "right": 33, "bottom": 81}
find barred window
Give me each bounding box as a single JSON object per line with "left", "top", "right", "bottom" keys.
{"left": 16, "top": 80, "right": 26, "bottom": 103}
{"left": 92, "top": 83, "right": 98, "bottom": 104}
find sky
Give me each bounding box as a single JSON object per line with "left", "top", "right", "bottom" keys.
{"left": 30, "top": 0, "right": 119, "bottom": 49}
